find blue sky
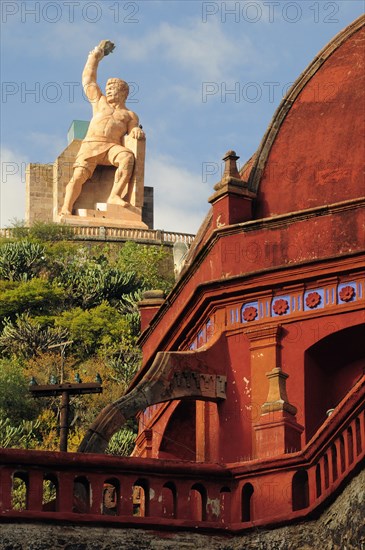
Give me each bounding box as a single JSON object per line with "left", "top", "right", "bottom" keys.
{"left": 1, "top": 1, "right": 364, "bottom": 233}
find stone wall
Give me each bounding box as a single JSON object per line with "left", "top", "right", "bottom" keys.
{"left": 0, "top": 468, "right": 363, "bottom": 550}
{"left": 143, "top": 186, "right": 154, "bottom": 229}
{"left": 25, "top": 163, "right": 54, "bottom": 225}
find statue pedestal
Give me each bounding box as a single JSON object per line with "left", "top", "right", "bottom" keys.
{"left": 58, "top": 203, "right": 148, "bottom": 229}
{"left": 26, "top": 122, "right": 153, "bottom": 229}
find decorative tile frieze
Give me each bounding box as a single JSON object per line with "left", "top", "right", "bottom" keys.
{"left": 305, "top": 291, "right": 321, "bottom": 309}
{"left": 243, "top": 306, "right": 258, "bottom": 322}
{"left": 224, "top": 277, "right": 363, "bottom": 331}
{"left": 189, "top": 317, "right": 214, "bottom": 350}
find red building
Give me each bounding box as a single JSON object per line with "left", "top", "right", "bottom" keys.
{"left": 131, "top": 14, "right": 365, "bottom": 468}
{"left": 0, "top": 15, "right": 364, "bottom": 544}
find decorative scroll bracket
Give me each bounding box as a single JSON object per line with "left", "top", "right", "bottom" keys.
{"left": 79, "top": 336, "right": 227, "bottom": 454}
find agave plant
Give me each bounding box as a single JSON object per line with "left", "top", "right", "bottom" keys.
{"left": 56, "top": 260, "right": 138, "bottom": 309}
{"left": 0, "top": 417, "right": 41, "bottom": 449}
{"left": 106, "top": 425, "right": 137, "bottom": 456}
{"left": 0, "top": 240, "right": 45, "bottom": 281}
{"left": 0, "top": 314, "right": 69, "bottom": 358}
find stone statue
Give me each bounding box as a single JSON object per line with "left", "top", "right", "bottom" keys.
{"left": 61, "top": 40, "right": 145, "bottom": 215}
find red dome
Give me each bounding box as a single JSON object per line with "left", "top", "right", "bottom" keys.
{"left": 249, "top": 16, "right": 365, "bottom": 218}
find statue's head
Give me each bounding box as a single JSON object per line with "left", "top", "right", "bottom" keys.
{"left": 105, "top": 78, "right": 129, "bottom": 103}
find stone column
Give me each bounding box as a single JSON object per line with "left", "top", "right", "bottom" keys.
{"left": 254, "top": 367, "right": 304, "bottom": 458}
{"left": 246, "top": 324, "right": 303, "bottom": 458}
{"left": 138, "top": 290, "right": 165, "bottom": 332}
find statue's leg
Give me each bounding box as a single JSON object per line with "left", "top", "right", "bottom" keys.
{"left": 122, "top": 176, "right": 135, "bottom": 204}
{"left": 61, "top": 166, "right": 93, "bottom": 215}
{"left": 107, "top": 150, "right": 134, "bottom": 205}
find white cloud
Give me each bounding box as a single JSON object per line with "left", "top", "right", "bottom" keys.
{"left": 1, "top": 20, "right": 97, "bottom": 61}
{"left": 146, "top": 155, "right": 210, "bottom": 234}
{"left": 0, "top": 147, "right": 27, "bottom": 227}
{"left": 122, "top": 18, "right": 256, "bottom": 81}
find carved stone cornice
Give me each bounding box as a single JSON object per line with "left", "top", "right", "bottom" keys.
{"left": 244, "top": 323, "right": 282, "bottom": 343}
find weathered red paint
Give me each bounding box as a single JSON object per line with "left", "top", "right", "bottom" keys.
{"left": 255, "top": 25, "right": 365, "bottom": 219}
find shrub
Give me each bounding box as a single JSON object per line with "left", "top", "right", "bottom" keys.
{"left": 29, "top": 221, "right": 74, "bottom": 242}
{"left": 106, "top": 423, "right": 137, "bottom": 456}
{"left": 118, "top": 241, "right": 174, "bottom": 292}
{"left": 0, "top": 278, "right": 64, "bottom": 319}
{"left": 56, "top": 302, "right": 135, "bottom": 358}
{"left": 0, "top": 358, "right": 40, "bottom": 423}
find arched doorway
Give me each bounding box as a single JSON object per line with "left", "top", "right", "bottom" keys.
{"left": 159, "top": 401, "right": 196, "bottom": 460}
{"left": 304, "top": 324, "right": 364, "bottom": 441}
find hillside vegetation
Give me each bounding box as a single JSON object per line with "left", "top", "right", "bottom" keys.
{"left": 0, "top": 222, "right": 174, "bottom": 455}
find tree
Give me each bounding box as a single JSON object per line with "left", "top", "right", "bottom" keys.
{"left": 55, "top": 302, "right": 136, "bottom": 358}
{"left": 0, "top": 234, "right": 175, "bottom": 454}
{"left": 0, "top": 278, "right": 64, "bottom": 318}
{"left": 55, "top": 255, "right": 139, "bottom": 309}
{"left": 106, "top": 424, "right": 137, "bottom": 456}
{"left": 0, "top": 418, "right": 41, "bottom": 449}
{"left": 117, "top": 241, "right": 174, "bottom": 292}
{"left": 0, "top": 358, "right": 40, "bottom": 424}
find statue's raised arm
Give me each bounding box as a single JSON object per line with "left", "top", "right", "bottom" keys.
{"left": 82, "top": 40, "right": 115, "bottom": 103}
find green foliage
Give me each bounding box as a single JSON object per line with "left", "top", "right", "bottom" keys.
{"left": 117, "top": 290, "right": 142, "bottom": 315}
{"left": 107, "top": 352, "right": 140, "bottom": 387}
{"left": 106, "top": 424, "right": 137, "bottom": 456}
{"left": 7, "top": 219, "right": 29, "bottom": 239}
{"left": 9, "top": 220, "right": 74, "bottom": 242}
{"left": 43, "top": 479, "right": 57, "bottom": 505}
{"left": 12, "top": 477, "right": 27, "bottom": 510}
{"left": 28, "top": 221, "right": 74, "bottom": 242}
{"left": 0, "top": 359, "right": 40, "bottom": 423}
{"left": 0, "top": 240, "right": 45, "bottom": 281}
{"left": 0, "top": 417, "right": 41, "bottom": 449}
{"left": 56, "top": 302, "right": 135, "bottom": 358}
{"left": 0, "top": 314, "right": 69, "bottom": 359}
{"left": 42, "top": 241, "right": 80, "bottom": 275}
{"left": 118, "top": 241, "right": 174, "bottom": 292}
{"left": 0, "top": 278, "right": 63, "bottom": 318}
{"left": 55, "top": 253, "right": 138, "bottom": 309}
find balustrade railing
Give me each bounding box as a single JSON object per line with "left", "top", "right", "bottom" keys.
{"left": 0, "top": 227, "right": 196, "bottom": 246}
{"left": 0, "top": 376, "right": 363, "bottom": 531}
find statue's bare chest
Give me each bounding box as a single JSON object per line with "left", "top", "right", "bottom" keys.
{"left": 98, "top": 104, "right": 129, "bottom": 124}
{"left": 88, "top": 98, "right": 133, "bottom": 140}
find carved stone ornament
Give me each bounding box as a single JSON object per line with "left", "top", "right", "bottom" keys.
{"left": 339, "top": 285, "right": 355, "bottom": 302}
{"left": 273, "top": 299, "right": 289, "bottom": 316}
{"left": 243, "top": 306, "right": 258, "bottom": 322}
{"left": 305, "top": 291, "right": 321, "bottom": 309}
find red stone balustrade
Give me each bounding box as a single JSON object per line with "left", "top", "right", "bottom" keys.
{"left": 0, "top": 376, "right": 364, "bottom": 532}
